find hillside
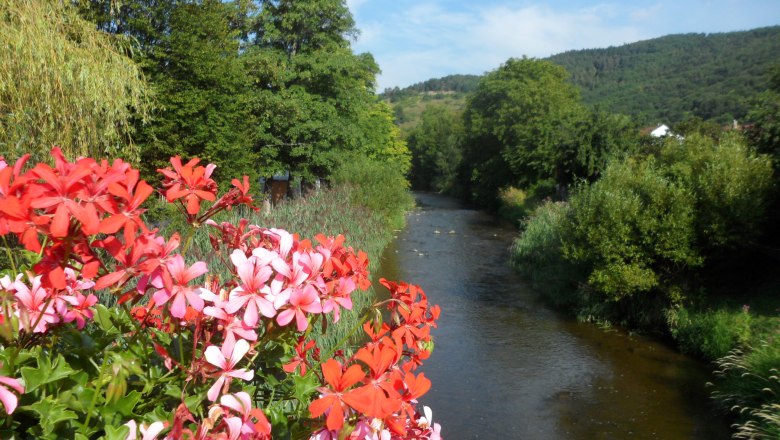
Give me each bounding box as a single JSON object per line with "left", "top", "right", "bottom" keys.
{"left": 549, "top": 26, "right": 780, "bottom": 125}
{"left": 384, "top": 26, "right": 780, "bottom": 129}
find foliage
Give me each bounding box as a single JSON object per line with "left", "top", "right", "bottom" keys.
{"left": 510, "top": 201, "right": 583, "bottom": 307}
{"left": 77, "top": 0, "right": 403, "bottom": 186}
{"left": 563, "top": 133, "right": 773, "bottom": 303}
{"left": 563, "top": 156, "right": 700, "bottom": 300}
{"left": 461, "top": 58, "right": 583, "bottom": 206}
{"left": 134, "top": 0, "right": 256, "bottom": 184}
{"left": 712, "top": 344, "right": 780, "bottom": 439}
{"left": 667, "top": 306, "right": 754, "bottom": 360}
{"left": 0, "top": 0, "right": 150, "bottom": 164}
{"left": 746, "top": 65, "right": 780, "bottom": 166}
{"left": 657, "top": 132, "right": 774, "bottom": 251}
{"left": 354, "top": 101, "right": 412, "bottom": 176}
{"left": 330, "top": 156, "right": 415, "bottom": 232}
{"left": 0, "top": 149, "right": 442, "bottom": 439}
{"left": 406, "top": 105, "right": 463, "bottom": 192}
{"left": 549, "top": 26, "right": 780, "bottom": 125}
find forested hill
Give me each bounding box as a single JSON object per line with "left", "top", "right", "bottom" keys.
{"left": 384, "top": 26, "right": 780, "bottom": 127}
{"left": 549, "top": 26, "right": 780, "bottom": 125}
{"left": 381, "top": 74, "right": 480, "bottom": 101}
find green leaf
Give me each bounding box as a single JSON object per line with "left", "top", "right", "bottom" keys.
{"left": 292, "top": 373, "right": 318, "bottom": 404}
{"left": 20, "top": 354, "right": 76, "bottom": 392}
{"left": 105, "top": 390, "right": 140, "bottom": 416}
{"left": 25, "top": 396, "right": 78, "bottom": 436}
{"left": 103, "top": 424, "right": 130, "bottom": 440}
{"left": 94, "top": 304, "right": 119, "bottom": 335}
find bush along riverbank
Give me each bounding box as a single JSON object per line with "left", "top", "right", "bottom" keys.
{"left": 509, "top": 132, "right": 780, "bottom": 438}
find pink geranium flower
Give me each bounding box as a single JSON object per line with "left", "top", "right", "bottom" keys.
{"left": 152, "top": 255, "right": 207, "bottom": 319}
{"left": 14, "top": 274, "right": 58, "bottom": 333}
{"left": 226, "top": 250, "right": 276, "bottom": 326}
{"left": 204, "top": 338, "right": 254, "bottom": 401}
{"left": 0, "top": 367, "right": 24, "bottom": 414}
{"left": 276, "top": 285, "right": 322, "bottom": 332}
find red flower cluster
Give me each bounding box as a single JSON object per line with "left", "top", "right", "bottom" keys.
{"left": 307, "top": 279, "right": 441, "bottom": 439}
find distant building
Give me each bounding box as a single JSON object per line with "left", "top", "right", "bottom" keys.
{"left": 648, "top": 124, "right": 683, "bottom": 140}
{"left": 650, "top": 124, "right": 671, "bottom": 137}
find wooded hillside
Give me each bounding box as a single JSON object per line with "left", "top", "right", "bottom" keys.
{"left": 384, "top": 26, "right": 780, "bottom": 128}
{"left": 549, "top": 26, "right": 780, "bottom": 125}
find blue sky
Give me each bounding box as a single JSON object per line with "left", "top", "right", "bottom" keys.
{"left": 345, "top": 0, "right": 780, "bottom": 91}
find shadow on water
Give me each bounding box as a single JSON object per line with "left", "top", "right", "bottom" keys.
{"left": 375, "top": 192, "right": 731, "bottom": 439}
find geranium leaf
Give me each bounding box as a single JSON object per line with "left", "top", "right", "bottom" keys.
{"left": 25, "top": 396, "right": 78, "bottom": 436}
{"left": 292, "top": 373, "right": 318, "bottom": 404}
{"left": 103, "top": 424, "right": 130, "bottom": 440}
{"left": 21, "top": 355, "right": 76, "bottom": 392}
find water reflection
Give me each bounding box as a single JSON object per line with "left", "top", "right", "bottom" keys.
{"left": 375, "top": 193, "right": 730, "bottom": 439}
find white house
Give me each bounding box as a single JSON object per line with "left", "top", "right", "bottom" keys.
{"left": 650, "top": 124, "right": 671, "bottom": 137}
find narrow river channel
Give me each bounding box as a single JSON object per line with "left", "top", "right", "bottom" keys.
{"left": 375, "top": 192, "right": 732, "bottom": 439}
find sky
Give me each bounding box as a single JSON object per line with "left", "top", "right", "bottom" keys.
{"left": 345, "top": 0, "right": 780, "bottom": 91}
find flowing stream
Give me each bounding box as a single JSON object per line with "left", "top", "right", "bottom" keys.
{"left": 375, "top": 192, "right": 731, "bottom": 439}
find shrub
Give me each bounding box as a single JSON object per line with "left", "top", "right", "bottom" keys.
{"left": 658, "top": 132, "right": 774, "bottom": 251}
{"left": 563, "top": 157, "right": 701, "bottom": 301}
{"left": 667, "top": 306, "right": 753, "bottom": 360}
{"left": 330, "top": 155, "right": 414, "bottom": 231}
{"left": 510, "top": 201, "right": 583, "bottom": 307}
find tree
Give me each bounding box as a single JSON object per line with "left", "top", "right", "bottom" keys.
{"left": 135, "top": 0, "right": 255, "bottom": 183}
{"left": 461, "top": 58, "right": 583, "bottom": 206}
{"left": 0, "top": 0, "right": 150, "bottom": 164}
{"left": 407, "top": 105, "right": 463, "bottom": 192}
{"left": 746, "top": 65, "right": 780, "bottom": 165}
{"left": 246, "top": 0, "right": 393, "bottom": 180}
{"left": 253, "top": 0, "right": 356, "bottom": 55}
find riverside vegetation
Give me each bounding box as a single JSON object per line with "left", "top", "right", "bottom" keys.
{"left": 399, "top": 53, "right": 780, "bottom": 436}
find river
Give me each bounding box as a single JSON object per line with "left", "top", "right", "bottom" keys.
{"left": 376, "top": 192, "right": 731, "bottom": 439}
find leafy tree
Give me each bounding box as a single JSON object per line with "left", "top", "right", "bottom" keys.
{"left": 407, "top": 105, "right": 463, "bottom": 192}
{"left": 746, "top": 66, "right": 780, "bottom": 164}
{"left": 253, "top": 0, "right": 356, "bottom": 55}
{"left": 246, "top": 0, "right": 400, "bottom": 180}
{"left": 0, "top": 0, "right": 150, "bottom": 164}
{"left": 135, "top": 0, "right": 255, "bottom": 183}
{"left": 461, "top": 58, "right": 583, "bottom": 206}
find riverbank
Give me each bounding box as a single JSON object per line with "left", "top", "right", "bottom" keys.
{"left": 504, "top": 195, "right": 780, "bottom": 438}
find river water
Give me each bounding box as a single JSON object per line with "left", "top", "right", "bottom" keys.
{"left": 376, "top": 193, "right": 731, "bottom": 439}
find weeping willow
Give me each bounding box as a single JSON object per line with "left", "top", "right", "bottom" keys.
{"left": 0, "top": 0, "right": 150, "bottom": 163}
